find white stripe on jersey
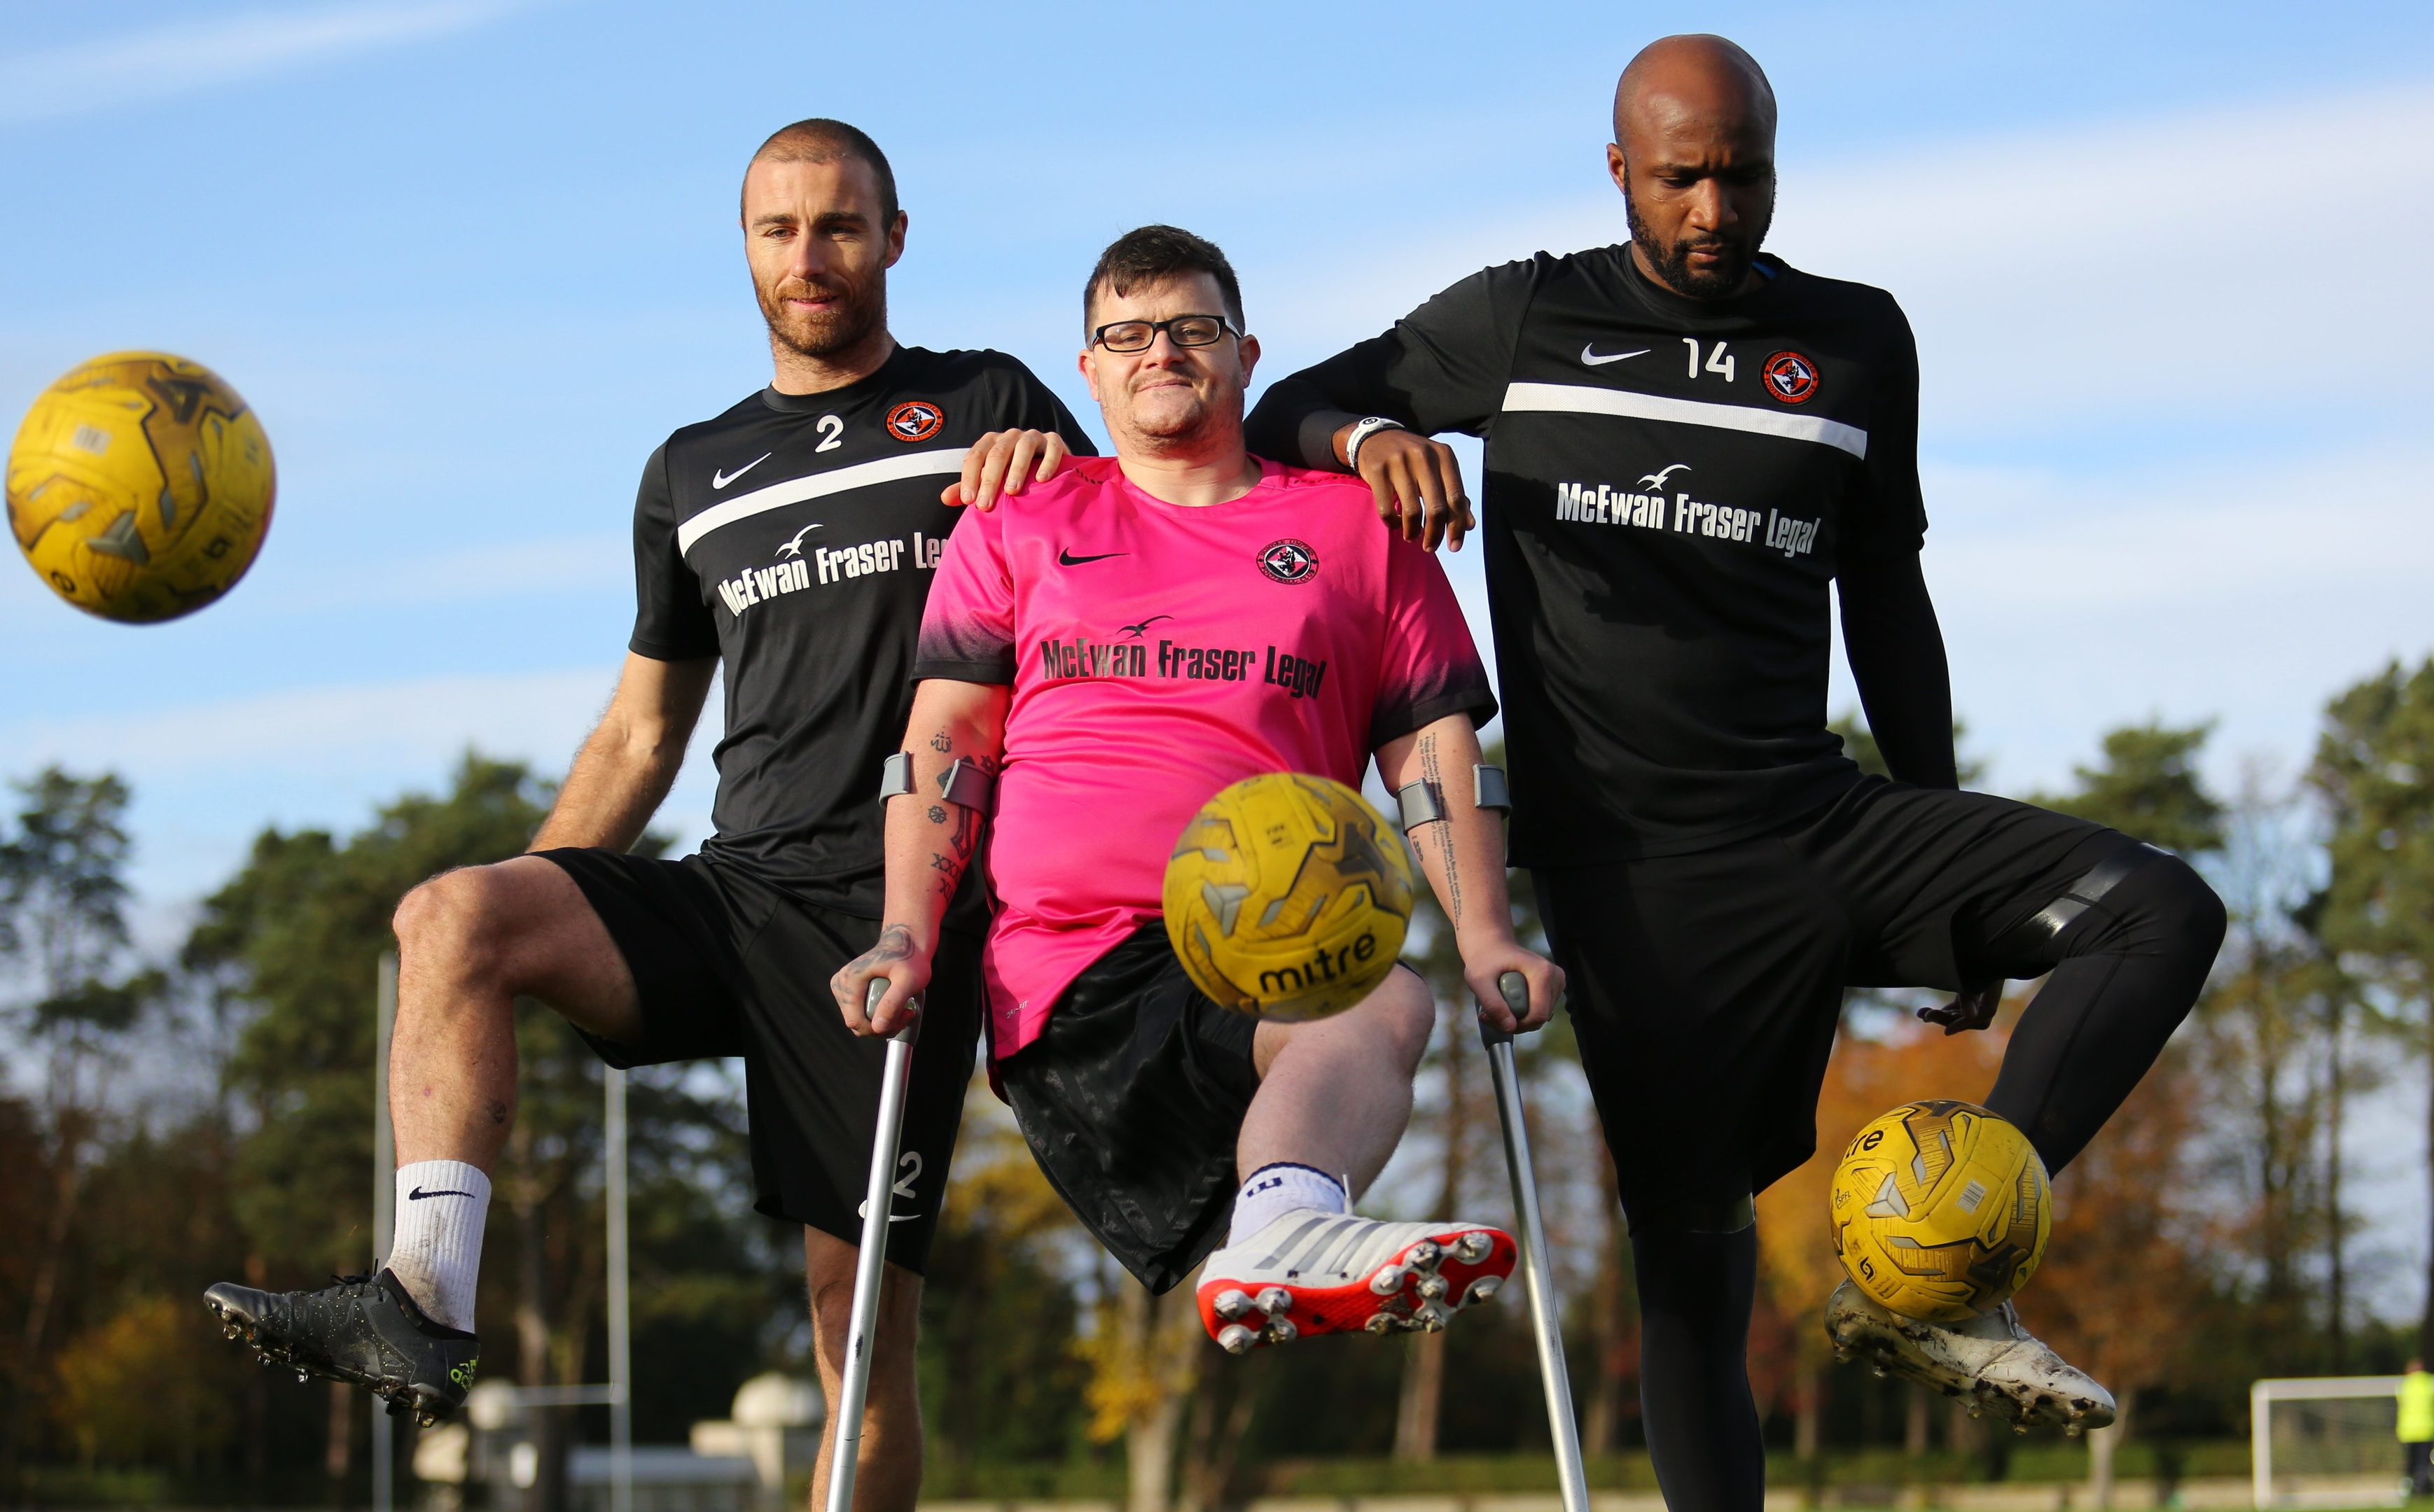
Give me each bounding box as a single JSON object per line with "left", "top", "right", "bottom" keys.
{"left": 676, "top": 447, "right": 970, "bottom": 557}
{"left": 1501, "top": 382, "right": 1869, "bottom": 460}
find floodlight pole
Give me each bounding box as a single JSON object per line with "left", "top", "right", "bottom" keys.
{"left": 373, "top": 954, "right": 398, "bottom": 1512}
{"left": 606, "top": 1068, "right": 632, "bottom": 1512}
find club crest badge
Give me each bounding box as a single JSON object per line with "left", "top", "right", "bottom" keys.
{"left": 1761, "top": 351, "right": 1820, "bottom": 405}
{"left": 886, "top": 400, "right": 945, "bottom": 441}
{"left": 1257, "top": 538, "right": 1319, "bottom": 584}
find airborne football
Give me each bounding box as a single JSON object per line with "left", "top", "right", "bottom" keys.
{"left": 6, "top": 351, "right": 274, "bottom": 623}
{"left": 1163, "top": 771, "right": 1415, "bottom": 1021}
{"left": 1831, "top": 1099, "right": 2051, "bottom": 1323}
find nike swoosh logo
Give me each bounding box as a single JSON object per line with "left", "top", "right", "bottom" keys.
{"left": 1058, "top": 549, "right": 1127, "bottom": 566}
{"left": 1580, "top": 344, "right": 1650, "bottom": 366}
{"left": 712, "top": 453, "right": 772, "bottom": 489}
{"left": 856, "top": 1202, "right": 920, "bottom": 1224}
{"left": 408, "top": 1187, "right": 477, "bottom": 1201}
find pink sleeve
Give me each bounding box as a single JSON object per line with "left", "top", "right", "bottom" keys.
{"left": 913, "top": 505, "right": 1017, "bottom": 685}
{"left": 1369, "top": 538, "right": 1498, "bottom": 750}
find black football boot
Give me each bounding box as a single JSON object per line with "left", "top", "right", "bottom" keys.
{"left": 204, "top": 1268, "right": 478, "bottom": 1425}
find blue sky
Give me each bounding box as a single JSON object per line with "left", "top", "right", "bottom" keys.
{"left": 5, "top": 0, "right": 2431, "bottom": 902}
{"left": 4, "top": 0, "right": 2430, "bottom": 1308}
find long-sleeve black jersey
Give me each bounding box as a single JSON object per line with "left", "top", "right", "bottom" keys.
{"left": 1245, "top": 246, "right": 1947, "bottom": 866}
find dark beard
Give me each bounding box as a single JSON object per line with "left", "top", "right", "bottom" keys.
{"left": 758, "top": 277, "right": 886, "bottom": 360}
{"left": 1624, "top": 178, "right": 1773, "bottom": 299}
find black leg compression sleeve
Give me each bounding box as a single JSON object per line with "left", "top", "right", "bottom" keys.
{"left": 1634, "top": 1224, "right": 1766, "bottom": 1512}
{"left": 1984, "top": 850, "right": 2225, "bottom": 1175}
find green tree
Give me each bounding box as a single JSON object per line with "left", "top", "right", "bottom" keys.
{"left": 2033, "top": 721, "right": 2225, "bottom": 856}
{"left": 0, "top": 768, "right": 154, "bottom": 1479}
{"left": 2309, "top": 659, "right": 2434, "bottom": 1357}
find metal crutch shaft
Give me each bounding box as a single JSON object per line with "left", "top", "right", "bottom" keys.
{"left": 1481, "top": 970, "right": 1590, "bottom": 1512}
{"left": 825, "top": 983, "right": 922, "bottom": 1512}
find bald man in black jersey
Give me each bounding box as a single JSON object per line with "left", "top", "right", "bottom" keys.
{"left": 205, "top": 119, "right": 1091, "bottom": 1512}
{"left": 1232, "top": 34, "right": 2227, "bottom": 1512}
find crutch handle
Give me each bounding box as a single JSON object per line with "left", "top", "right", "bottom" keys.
{"left": 1477, "top": 969, "right": 1530, "bottom": 1046}
{"left": 865, "top": 979, "right": 923, "bottom": 1045}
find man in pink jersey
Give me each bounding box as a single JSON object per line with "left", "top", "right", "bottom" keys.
{"left": 831, "top": 226, "right": 1564, "bottom": 1350}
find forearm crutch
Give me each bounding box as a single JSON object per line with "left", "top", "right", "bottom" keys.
{"left": 1481, "top": 970, "right": 1590, "bottom": 1512}
{"left": 826, "top": 983, "right": 921, "bottom": 1512}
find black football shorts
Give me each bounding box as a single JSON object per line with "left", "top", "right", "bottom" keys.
{"left": 995, "top": 924, "right": 1265, "bottom": 1295}
{"left": 1534, "top": 777, "right": 2140, "bottom": 1233}
{"left": 534, "top": 848, "right": 981, "bottom": 1274}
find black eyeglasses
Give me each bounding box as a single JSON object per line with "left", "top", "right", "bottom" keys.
{"left": 1089, "top": 314, "right": 1239, "bottom": 353}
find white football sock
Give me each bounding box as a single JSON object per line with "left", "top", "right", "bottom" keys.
{"left": 1227, "top": 1162, "right": 1348, "bottom": 1245}
{"left": 387, "top": 1161, "right": 489, "bottom": 1332}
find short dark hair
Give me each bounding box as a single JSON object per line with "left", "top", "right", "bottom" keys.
{"left": 744, "top": 118, "right": 899, "bottom": 225}
{"left": 1083, "top": 225, "right": 1244, "bottom": 334}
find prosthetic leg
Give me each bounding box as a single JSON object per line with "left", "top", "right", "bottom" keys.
{"left": 824, "top": 983, "right": 921, "bottom": 1512}
{"left": 1482, "top": 971, "right": 1590, "bottom": 1512}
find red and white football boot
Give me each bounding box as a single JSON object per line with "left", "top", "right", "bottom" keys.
{"left": 1195, "top": 1211, "right": 1517, "bottom": 1353}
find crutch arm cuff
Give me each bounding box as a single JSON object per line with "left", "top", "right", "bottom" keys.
{"left": 1397, "top": 780, "right": 1448, "bottom": 832}
{"left": 1473, "top": 764, "right": 1511, "bottom": 813}
{"left": 936, "top": 758, "right": 993, "bottom": 812}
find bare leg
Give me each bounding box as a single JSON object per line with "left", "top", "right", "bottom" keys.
{"left": 389, "top": 855, "right": 646, "bottom": 1170}
{"left": 1241, "top": 966, "right": 1433, "bottom": 1196}
{"left": 802, "top": 1228, "right": 924, "bottom": 1512}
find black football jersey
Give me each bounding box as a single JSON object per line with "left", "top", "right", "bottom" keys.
{"left": 1246, "top": 247, "right": 1925, "bottom": 866}
{"left": 631, "top": 344, "right": 1093, "bottom": 921}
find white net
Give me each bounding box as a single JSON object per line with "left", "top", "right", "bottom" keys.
{"left": 2253, "top": 1376, "right": 2407, "bottom": 1508}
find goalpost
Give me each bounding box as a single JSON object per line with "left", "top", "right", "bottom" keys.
{"left": 2251, "top": 1376, "right": 2406, "bottom": 1509}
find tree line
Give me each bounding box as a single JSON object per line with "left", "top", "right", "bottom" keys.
{"left": 6, "top": 655, "right": 2434, "bottom": 1507}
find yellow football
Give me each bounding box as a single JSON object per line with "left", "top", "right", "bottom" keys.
{"left": 7, "top": 351, "right": 274, "bottom": 623}
{"left": 1163, "top": 771, "right": 1414, "bottom": 1021}
{"left": 1830, "top": 1099, "right": 2050, "bottom": 1323}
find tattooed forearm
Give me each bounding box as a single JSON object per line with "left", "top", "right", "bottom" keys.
{"left": 1417, "top": 732, "right": 1462, "bottom": 926}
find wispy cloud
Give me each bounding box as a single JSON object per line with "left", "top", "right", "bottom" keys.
{"left": 0, "top": 0, "right": 530, "bottom": 125}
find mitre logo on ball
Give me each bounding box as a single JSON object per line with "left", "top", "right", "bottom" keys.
{"left": 1163, "top": 771, "right": 1414, "bottom": 1021}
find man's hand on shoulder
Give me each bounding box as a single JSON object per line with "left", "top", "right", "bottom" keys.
{"left": 943, "top": 428, "right": 1071, "bottom": 510}
{"left": 1338, "top": 424, "right": 1473, "bottom": 552}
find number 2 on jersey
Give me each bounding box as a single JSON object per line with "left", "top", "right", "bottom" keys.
{"left": 815, "top": 414, "right": 843, "bottom": 452}
{"left": 1682, "top": 338, "right": 1735, "bottom": 383}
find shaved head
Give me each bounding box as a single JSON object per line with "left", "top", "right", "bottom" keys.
{"left": 1605, "top": 34, "right": 1778, "bottom": 298}
{"left": 1612, "top": 34, "right": 1776, "bottom": 146}
{"left": 744, "top": 118, "right": 898, "bottom": 225}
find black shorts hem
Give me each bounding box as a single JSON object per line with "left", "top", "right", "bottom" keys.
{"left": 531, "top": 848, "right": 981, "bottom": 1275}
{"left": 997, "top": 925, "right": 1260, "bottom": 1294}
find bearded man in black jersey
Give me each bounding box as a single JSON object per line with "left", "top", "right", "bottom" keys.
{"left": 203, "top": 119, "right": 1090, "bottom": 1512}
{"left": 1227, "top": 34, "right": 2226, "bottom": 1512}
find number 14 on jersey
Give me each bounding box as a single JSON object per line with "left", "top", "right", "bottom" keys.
{"left": 1683, "top": 338, "right": 1734, "bottom": 382}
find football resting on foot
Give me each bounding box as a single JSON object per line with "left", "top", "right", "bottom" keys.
{"left": 204, "top": 1268, "right": 478, "bottom": 1426}
{"left": 1824, "top": 1277, "right": 2115, "bottom": 1434}
{"left": 1195, "top": 1211, "right": 1517, "bottom": 1353}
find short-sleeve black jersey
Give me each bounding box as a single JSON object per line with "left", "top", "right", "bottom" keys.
{"left": 1246, "top": 247, "right": 1924, "bottom": 865}
{"left": 631, "top": 344, "right": 1093, "bottom": 923}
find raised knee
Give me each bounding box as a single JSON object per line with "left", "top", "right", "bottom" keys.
{"left": 1384, "top": 973, "right": 1433, "bottom": 1071}
{"left": 394, "top": 866, "right": 518, "bottom": 985}
{"left": 2139, "top": 853, "right": 2227, "bottom": 955}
